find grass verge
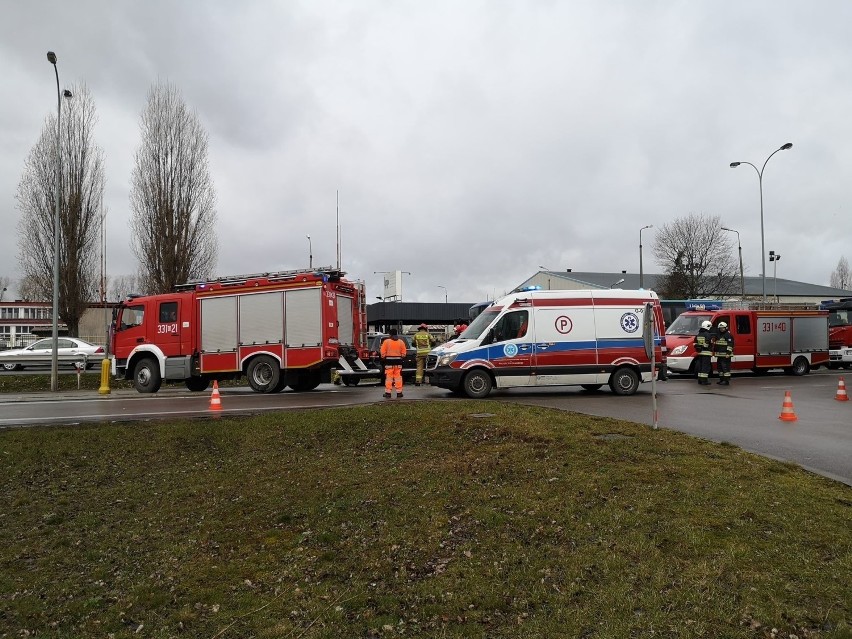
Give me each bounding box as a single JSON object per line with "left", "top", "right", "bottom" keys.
{"left": 1, "top": 402, "right": 850, "bottom": 638}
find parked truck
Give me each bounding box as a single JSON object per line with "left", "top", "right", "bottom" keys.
{"left": 111, "top": 268, "right": 368, "bottom": 393}
{"left": 427, "top": 289, "right": 666, "bottom": 398}
{"left": 665, "top": 304, "right": 829, "bottom": 376}
{"left": 824, "top": 298, "right": 852, "bottom": 369}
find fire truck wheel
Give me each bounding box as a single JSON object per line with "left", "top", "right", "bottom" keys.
{"left": 185, "top": 376, "right": 210, "bottom": 392}
{"left": 247, "top": 355, "right": 281, "bottom": 393}
{"left": 463, "top": 369, "right": 493, "bottom": 399}
{"left": 133, "top": 358, "right": 162, "bottom": 394}
{"left": 609, "top": 367, "right": 640, "bottom": 395}
{"left": 786, "top": 356, "right": 810, "bottom": 377}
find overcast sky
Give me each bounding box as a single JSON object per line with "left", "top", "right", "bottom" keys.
{"left": 2, "top": 1, "right": 851, "bottom": 304}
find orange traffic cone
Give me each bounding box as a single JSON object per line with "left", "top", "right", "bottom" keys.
{"left": 836, "top": 376, "right": 849, "bottom": 402}
{"left": 778, "top": 390, "right": 797, "bottom": 422}
{"left": 209, "top": 380, "right": 222, "bottom": 411}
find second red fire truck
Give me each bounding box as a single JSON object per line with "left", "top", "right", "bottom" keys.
{"left": 665, "top": 304, "right": 829, "bottom": 376}
{"left": 111, "top": 268, "right": 367, "bottom": 393}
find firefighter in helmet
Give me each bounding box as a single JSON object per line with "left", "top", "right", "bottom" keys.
{"left": 380, "top": 328, "right": 407, "bottom": 398}
{"left": 694, "top": 320, "right": 714, "bottom": 385}
{"left": 713, "top": 321, "right": 734, "bottom": 385}
{"left": 412, "top": 323, "right": 433, "bottom": 386}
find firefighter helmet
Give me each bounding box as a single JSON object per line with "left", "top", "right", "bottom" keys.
{"left": 718, "top": 321, "right": 728, "bottom": 331}
{"left": 701, "top": 320, "right": 712, "bottom": 330}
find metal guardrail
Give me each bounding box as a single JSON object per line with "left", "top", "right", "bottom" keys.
{"left": 0, "top": 353, "right": 106, "bottom": 367}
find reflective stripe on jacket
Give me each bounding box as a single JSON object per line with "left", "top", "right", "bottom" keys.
{"left": 693, "top": 329, "right": 713, "bottom": 356}
{"left": 713, "top": 332, "right": 734, "bottom": 357}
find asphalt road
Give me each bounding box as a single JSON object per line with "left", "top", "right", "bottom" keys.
{"left": 1, "top": 370, "right": 850, "bottom": 486}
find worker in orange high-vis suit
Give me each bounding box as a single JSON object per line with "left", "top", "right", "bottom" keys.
{"left": 380, "top": 328, "right": 407, "bottom": 398}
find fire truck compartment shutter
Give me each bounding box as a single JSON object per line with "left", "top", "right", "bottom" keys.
{"left": 285, "top": 288, "right": 322, "bottom": 347}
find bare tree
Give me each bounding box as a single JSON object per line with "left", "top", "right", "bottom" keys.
{"left": 16, "top": 83, "right": 105, "bottom": 335}
{"left": 16, "top": 275, "right": 42, "bottom": 302}
{"left": 130, "top": 81, "right": 217, "bottom": 293}
{"left": 652, "top": 213, "right": 740, "bottom": 299}
{"left": 830, "top": 256, "right": 850, "bottom": 290}
{"left": 109, "top": 274, "right": 146, "bottom": 301}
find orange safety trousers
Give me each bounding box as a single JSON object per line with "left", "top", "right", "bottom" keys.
{"left": 385, "top": 365, "right": 403, "bottom": 393}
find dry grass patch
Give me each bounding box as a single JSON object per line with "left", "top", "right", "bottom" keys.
{"left": 0, "top": 401, "right": 849, "bottom": 638}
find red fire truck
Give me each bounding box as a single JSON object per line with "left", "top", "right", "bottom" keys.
{"left": 111, "top": 268, "right": 367, "bottom": 393}
{"left": 665, "top": 305, "right": 829, "bottom": 376}
{"left": 824, "top": 298, "right": 852, "bottom": 368}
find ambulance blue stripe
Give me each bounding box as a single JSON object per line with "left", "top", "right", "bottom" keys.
{"left": 453, "top": 338, "right": 654, "bottom": 362}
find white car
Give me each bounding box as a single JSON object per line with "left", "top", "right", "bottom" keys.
{"left": 0, "top": 337, "right": 104, "bottom": 371}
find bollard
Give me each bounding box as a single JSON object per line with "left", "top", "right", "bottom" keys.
{"left": 98, "top": 357, "right": 111, "bottom": 395}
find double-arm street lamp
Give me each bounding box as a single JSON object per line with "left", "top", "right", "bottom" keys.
{"left": 720, "top": 226, "right": 745, "bottom": 299}
{"left": 729, "top": 142, "right": 793, "bottom": 301}
{"left": 639, "top": 225, "right": 653, "bottom": 289}
{"left": 437, "top": 285, "right": 447, "bottom": 303}
{"left": 47, "top": 51, "right": 73, "bottom": 392}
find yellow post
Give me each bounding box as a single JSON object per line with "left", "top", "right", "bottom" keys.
{"left": 98, "top": 357, "right": 111, "bottom": 395}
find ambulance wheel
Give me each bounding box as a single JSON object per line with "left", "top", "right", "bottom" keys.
{"left": 133, "top": 357, "right": 162, "bottom": 394}
{"left": 247, "top": 355, "right": 281, "bottom": 393}
{"left": 185, "top": 376, "right": 210, "bottom": 392}
{"left": 581, "top": 384, "right": 603, "bottom": 392}
{"left": 786, "top": 356, "right": 810, "bottom": 376}
{"left": 609, "top": 367, "right": 640, "bottom": 396}
{"left": 342, "top": 377, "right": 360, "bottom": 386}
{"left": 463, "top": 370, "right": 492, "bottom": 399}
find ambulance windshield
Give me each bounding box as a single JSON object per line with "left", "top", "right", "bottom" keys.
{"left": 665, "top": 313, "right": 712, "bottom": 336}
{"left": 460, "top": 308, "right": 500, "bottom": 340}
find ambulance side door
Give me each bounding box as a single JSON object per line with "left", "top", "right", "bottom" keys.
{"left": 485, "top": 309, "right": 533, "bottom": 387}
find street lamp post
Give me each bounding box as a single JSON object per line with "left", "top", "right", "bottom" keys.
{"left": 437, "top": 285, "right": 447, "bottom": 303}
{"left": 639, "top": 225, "right": 653, "bottom": 289}
{"left": 610, "top": 278, "right": 625, "bottom": 289}
{"left": 306, "top": 234, "right": 312, "bottom": 269}
{"left": 47, "top": 51, "right": 72, "bottom": 392}
{"left": 769, "top": 251, "right": 781, "bottom": 302}
{"left": 720, "top": 226, "right": 745, "bottom": 299}
{"left": 729, "top": 142, "right": 793, "bottom": 302}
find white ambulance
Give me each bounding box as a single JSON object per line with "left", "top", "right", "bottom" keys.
{"left": 425, "top": 289, "right": 666, "bottom": 398}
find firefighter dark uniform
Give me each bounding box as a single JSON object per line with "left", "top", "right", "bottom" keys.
{"left": 694, "top": 320, "right": 714, "bottom": 385}
{"left": 714, "top": 321, "right": 734, "bottom": 385}
{"left": 380, "top": 328, "right": 407, "bottom": 398}
{"left": 412, "top": 323, "right": 433, "bottom": 386}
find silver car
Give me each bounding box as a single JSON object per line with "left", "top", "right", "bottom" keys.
{"left": 0, "top": 337, "right": 104, "bottom": 371}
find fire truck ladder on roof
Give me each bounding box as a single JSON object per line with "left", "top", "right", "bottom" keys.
{"left": 175, "top": 266, "right": 345, "bottom": 291}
